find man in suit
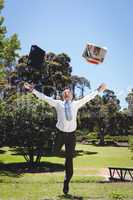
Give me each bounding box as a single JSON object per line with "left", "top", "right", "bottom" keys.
{"left": 24, "top": 82, "right": 107, "bottom": 194}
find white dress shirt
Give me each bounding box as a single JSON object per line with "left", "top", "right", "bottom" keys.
{"left": 32, "top": 89, "right": 99, "bottom": 133}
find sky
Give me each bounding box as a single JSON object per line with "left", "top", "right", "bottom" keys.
{"left": 2, "top": 0, "right": 133, "bottom": 108}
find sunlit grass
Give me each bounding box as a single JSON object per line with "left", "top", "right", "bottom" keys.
{"left": 0, "top": 144, "right": 133, "bottom": 199}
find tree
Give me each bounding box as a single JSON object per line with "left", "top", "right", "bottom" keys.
{"left": 71, "top": 75, "right": 79, "bottom": 98}
{"left": 0, "top": 0, "right": 7, "bottom": 89}
{"left": 3, "top": 34, "right": 20, "bottom": 67}
{"left": 49, "top": 53, "right": 72, "bottom": 97}
{"left": 126, "top": 89, "right": 133, "bottom": 116}
{"left": 0, "top": 0, "right": 20, "bottom": 68}
{"left": 77, "top": 76, "right": 90, "bottom": 97}
{"left": 78, "top": 89, "right": 121, "bottom": 145}
{"left": 8, "top": 52, "right": 72, "bottom": 99}
{"left": 71, "top": 75, "right": 90, "bottom": 99}
{"left": 128, "top": 135, "right": 133, "bottom": 158}
{"left": 0, "top": 0, "right": 6, "bottom": 64}
{"left": 0, "top": 99, "right": 7, "bottom": 147}
{"left": 0, "top": 0, "right": 20, "bottom": 93}
{"left": 95, "top": 90, "right": 120, "bottom": 145}
{"left": 7, "top": 93, "right": 56, "bottom": 165}
{"left": 77, "top": 94, "right": 101, "bottom": 131}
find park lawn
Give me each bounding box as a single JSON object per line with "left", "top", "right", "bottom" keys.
{"left": 74, "top": 143, "right": 133, "bottom": 168}
{"left": 0, "top": 144, "right": 133, "bottom": 200}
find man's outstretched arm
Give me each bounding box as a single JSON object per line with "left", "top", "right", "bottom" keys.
{"left": 75, "top": 83, "right": 107, "bottom": 109}
{"left": 24, "top": 83, "right": 58, "bottom": 107}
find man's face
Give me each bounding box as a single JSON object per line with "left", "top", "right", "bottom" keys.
{"left": 63, "top": 89, "right": 73, "bottom": 101}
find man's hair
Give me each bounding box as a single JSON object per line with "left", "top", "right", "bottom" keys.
{"left": 63, "top": 86, "right": 71, "bottom": 91}
{"left": 62, "top": 87, "right": 72, "bottom": 97}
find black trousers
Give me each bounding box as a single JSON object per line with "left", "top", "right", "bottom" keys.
{"left": 53, "top": 130, "right": 76, "bottom": 184}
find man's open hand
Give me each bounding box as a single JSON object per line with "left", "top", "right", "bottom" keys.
{"left": 97, "top": 83, "right": 107, "bottom": 92}
{"left": 24, "top": 82, "right": 34, "bottom": 92}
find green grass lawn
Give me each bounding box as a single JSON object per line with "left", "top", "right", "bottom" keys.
{"left": 0, "top": 144, "right": 133, "bottom": 200}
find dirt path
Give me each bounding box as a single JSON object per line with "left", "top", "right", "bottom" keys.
{"left": 74, "top": 167, "right": 110, "bottom": 180}
{"left": 45, "top": 167, "right": 110, "bottom": 180}
{"left": 99, "top": 168, "right": 109, "bottom": 180}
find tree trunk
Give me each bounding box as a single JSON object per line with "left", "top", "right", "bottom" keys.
{"left": 72, "top": 84, "right": 76, "bottom": 99}
{"left": 29, "top": 147, "right": 34, "bottom": 166}
{"left": 99, "top": 129, "right": 105, "bottom": 145}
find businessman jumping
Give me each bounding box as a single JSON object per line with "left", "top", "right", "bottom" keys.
{"left": 24, "top": 82, "right": 107, "bottom": 194}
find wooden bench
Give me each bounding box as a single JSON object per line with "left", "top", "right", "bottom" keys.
{"left": 108, "top": 167, "right": 133, "bottom": 181}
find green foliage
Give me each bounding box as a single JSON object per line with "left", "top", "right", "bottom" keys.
{"left": 8, "top": 52, "right": 92, "bottom": 101}
{"left": 87, "top": 131, "right": 98, "bottom": 139}
{"left": 0, "top": 1, "right": 20, "bottom": 67}
{"left": 109, "top": 191, "right": 127, "bottom": 200}
{"left": 0, "top": 99, "right": 13, "bottom": 147}
{"left": 76, "top": 130, "right": 129, "bottom": 144}
{"left": 0, "top": 13, "right": 7, "bottom": 66}
{"left": 105, "top": 135, "right": 128, "bottom": 142}
{"left": 71, "top": 75, "right": 90, "bottom": 98}
{"left": 10, "top": 93, "right": 56, "bottom": 164}
{"left": 126, "top": 89, "right": 133, "bottom": 116}
{"left": 0, "top": 0, "right": 20, "bottom": 91}
{"left": 0, "top": 100, "right": 6, "bottom": 146}
{"left": 78, "top": 90, "right": 122, "bottom": 145}
{"left": 0, "top": 0, "right": 4, "bottom": 11}
{"left": 76, "top": 130, "right": 98, "bottom": 143}
{"left": 8, "top": 52, "right": 73, "bottom": 99}
{"left": 3, "top": 33, "right": 20, "bottom": 66}
{"left": 128, "top": 135, "right": 133, "bottom": 153}
{"left": 0, "top": 93, "right": 57, "bottom": 164}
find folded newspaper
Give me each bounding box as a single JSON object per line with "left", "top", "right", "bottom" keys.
{"left": 82, "top": 42, "right": 107, "bottom": 64}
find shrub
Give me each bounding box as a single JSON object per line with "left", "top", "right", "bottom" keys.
{"left": 6, "top": 93, "right": 56, "bottom": 165}
{"left": 76, "top": 131, "right": 98, "bottom": 143}
{"left": 104, "top": 135, "right": 128, "bottom": 143}
{"left": 87, "top": 132, "right": 98, "bottom": 140}
{"left": 109, "top": 191, "right": 127, "bottom": 200}
{"left": 104, "top": 134, "right": 113, "bottom": 141}
{"left": 128, "top": 135, "right": 133, "bottom": 152}
{"left": 113, "top": 135, "right": 128, "bottom": 142}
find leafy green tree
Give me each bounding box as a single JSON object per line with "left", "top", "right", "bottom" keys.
{"left": 125, "top": 90, "right": 133, "bottom": 136}
{"left": 77, "top": 94, "right": 101, "bottom": 132}
{"left": 78, "top": 89, "right": 121, "bottom": 145}
{"left": 126, "top": 89, "right": 133, "bottom": 116}
{"left": 71, "top": 75, "right": 79, "bottom": 98}
{"left": 0, "top": 98, "right": 13, "bottom": 149}
{"left": 128, "top": 135, "right": 133, "bottom": 158}
{"left": 71, "top": 75, "right": 90, "bottom": 98}
{"left": 8, "top": 52, "right": 72, "bottom": 98}
{"left": 0, "top": 0, "right": 6, "bottom": 64}
{"left": 0, "top": 0, "right": 4, "bottom": 9}
{"left": 77, "top": 77, "right": 90, "bottom": 98}
{"left": 0, "top": 0, "right": 20, "bottom": 92}
{"left": 98, "top": 89, "right": 121, "bottom": 144}
{"left": 3, "top": 34, "right": 20, "bottom": 67}
{"left": 0, "top": 99, "right": 6, "bottom": 147}
{"left": 0, "top": 0, "right": 6, "bottom": 89}
{"left": 0, "top": 0, "right": 20, "bottom": 67}
{"left": 8, "top": 93, "right": 56, "bottom": 165}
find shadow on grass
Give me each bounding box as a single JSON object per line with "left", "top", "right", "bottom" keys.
{"left": 0, "top": 149, "right": 6, "bottom": 154}
{"left": 92, "top": 142, "right": 128, "bottom": 147}
{"left": 10, "top": 149, "right": 98, "bottom": 158}
{"left": 42, "top": 195, "right": 83, "bottom": 200}
{"left": 0, "top": 161, "right": 64, "bottom": 177}
{"left": 45, "top": 150, "right": 98, "bottom": 158}
{"left": 99, "top": 179, "right": 133, "bottom": 183}
{"left": 58, "top": 194, "right": 83, "bottom": 200}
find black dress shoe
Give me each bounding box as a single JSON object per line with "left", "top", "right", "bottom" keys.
{"left": 63, "top": 181, "right": 69, "bottom": 194}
